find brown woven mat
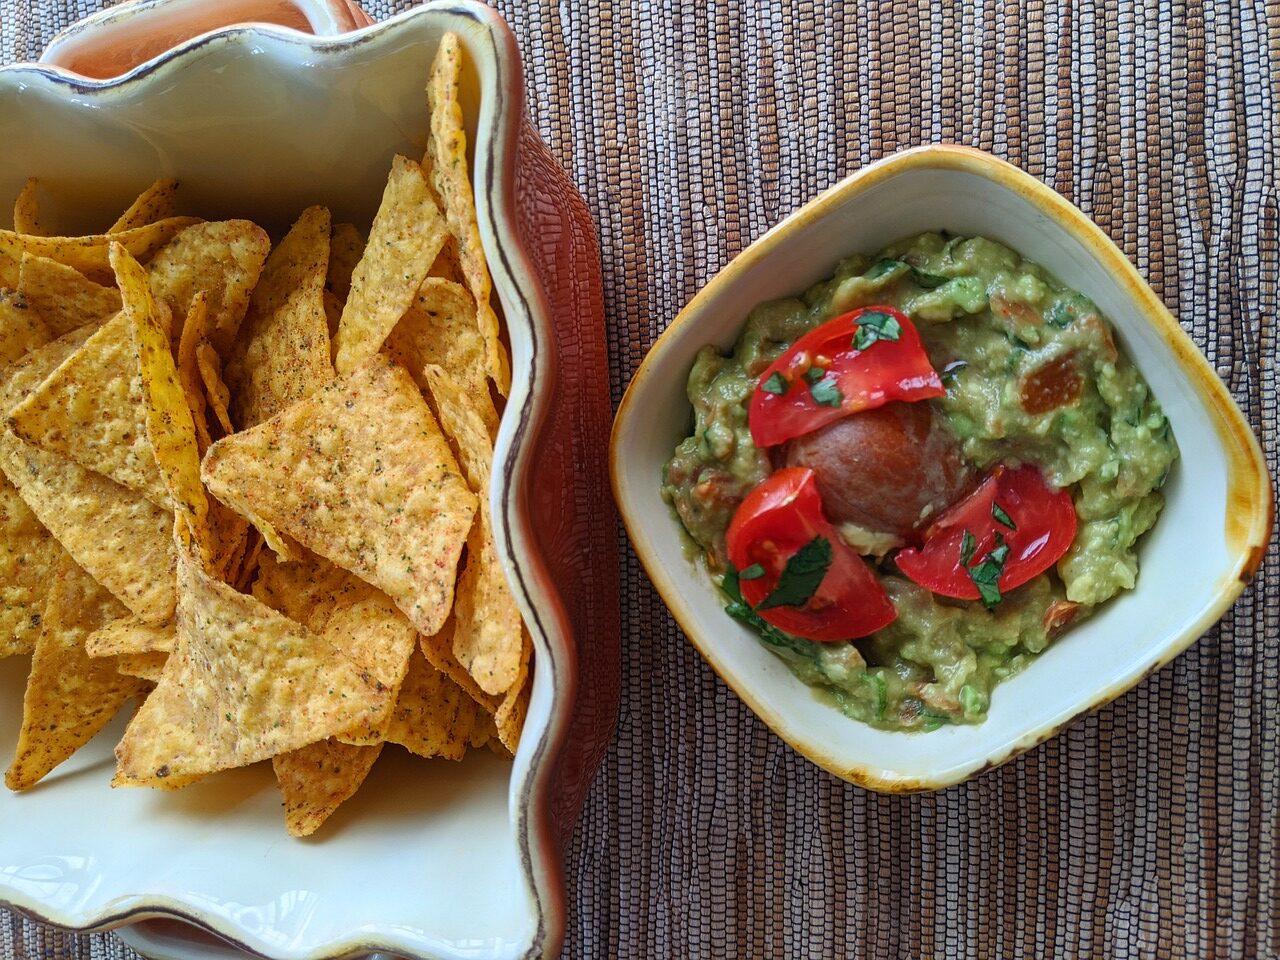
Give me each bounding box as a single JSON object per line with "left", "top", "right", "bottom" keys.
{"left": 3, "top": 1, "right": 1278, "bottom": 957}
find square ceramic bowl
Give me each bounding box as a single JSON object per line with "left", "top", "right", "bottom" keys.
{"left": 611, "top": 144, "right": 1272, "bottom": 793}
{"left": 0, "top": 2, "right": 618, "bottom": 958}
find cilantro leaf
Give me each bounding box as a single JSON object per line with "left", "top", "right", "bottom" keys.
{"left": 761, "top": 371, "right": 788, "bottom": 395}
{"left": 739, "top": 563, "right": 765, "bottom": 581}
{"left": 909, "top": 266, "right": 949, "bottom": 289}
{"left": 803, "top": 365, "right": 826, "bottom": 384}
{"left": 809, "top": 377, "right": 844, "bottom": 408}
{"left": 992, "top": 502, "right": 1017, "bottom": 529}
{"left": 959, "top": 529, "right": 977, "bottom": 565}
{"left": 867, "top": 258, "right": 908, "bottom": 282}
{"left": 852, "top": 310, "right": 902, "bottom": 351}
{"left": 721, "top": 566, "right": 813, "bottom": 657}
{"left": 756, "top": 536, "right": 833, "bottom": 610}
{"left": 967, "top": 533, "right": 1011, "bottom": 608}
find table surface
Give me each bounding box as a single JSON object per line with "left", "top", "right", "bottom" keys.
{"left": 2, "top": 1, "right": 1278, "bottom": 958}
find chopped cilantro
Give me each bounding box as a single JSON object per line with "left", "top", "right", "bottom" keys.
{"left": 852, "top": 309, "right": 902, "bottom": 351}
{"left": 909, "top": 266, "right": 948, "bottom": 288}
{"left": 739, "top": 563, "right": 765, "bottom": 581}
{"left": 864, "top": 672, "right": 887, "bottom": 720}
{"left": 959, "top": 529, "right": 977, "bottom": 565}
{"left": 756, "top": 536, "right": 833, "bottom": 610}
{"left": 721, "top": 566, "right": 813, "bottom": 656}
{"left": 967, "top": 534, "right": 1011, "bottom": 608}
{"left": 991, "top": 502, "right": 1016, "bottom": 529}
{"left": 809, "top": 377, "right": 844, "bottom": 408}
{"left": 761, "top": 371, "right": 788, "bottom": 394}
{"left": 803, "top": 365, "right": 826, "bottom": 384}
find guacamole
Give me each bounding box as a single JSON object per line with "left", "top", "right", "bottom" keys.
{"left": 663, "top": 233, "right": 1177, "bottom": 731}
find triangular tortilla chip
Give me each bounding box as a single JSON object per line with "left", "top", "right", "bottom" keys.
{"left": 110, "top": 179, "right": 180, "bottom": 233}
{"left": 116, "top": 650, "right": 168, "bottom": 682}
{"left": 426, "top": 33, "right": 509, "bottom": 396}
{"left": 115, "top": 243, "right": 211, "bottom": 563}
{"left": 326, "top": 222, "right": 364, "bottom": 304}
{"left": 273, "top": 739, "right": 383, "bottom": 838}
{"left": 146, "top": 220, "right": 270, "bottom": 351}
{"left": 12, "top": 179, "right": 43, "bottom": 236}
{"left": 113, "top": 549, "right": 392, "bottom": 785}
{"left": 422, "top": 365, "right": 520, "bottom": 694}
{"left": 385, "top": 645, "right": 484, "bottom": 761}
{"left": 4, "top": 552, "right": 149, "bottom": 790}
{"left": 386, "top": 278, "right": 497, "bottom": 436}
{"left": 198, "top": 342, "right": 234, "bottom": 436}
{"left": 17, "top": 253, "right": 121, "bottom": 338}
{"left": 0, "top": 477, "right": 62, "bottom": 658}
{"left": 202, "top": 353, "right": 476, "bottom": 635}
{"left": 0, "top": 328, "right": 176, "bottom": 623}
{"left": 332, "top": 156, "right": 447, "bottom": 375}
{"left": 176, "top": 292, "right": 214, "bottom": 453}
{"left": 85, "top": 615, "right": 175, "bottom": 658}
{"left": 227, "top": 205, "right": 333, "bottom": 428}
{"left": 8, "top": 307, "right": 171, "bottom": 507}
{"left": 0, "top": 289, "right": 52, "bottom": 367}
{"left": 419, "top": 624, "right": 497, "bottom": 712}
{"left": 0, "top": 216, "right": 202, "bottom": 287}
{"left": 493, "top": 631, "right": 532, "bottom": 754}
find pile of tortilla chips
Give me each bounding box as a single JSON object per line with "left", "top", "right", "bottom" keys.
{"left": 0, "top": 34, "right": 530, "bottom": 838}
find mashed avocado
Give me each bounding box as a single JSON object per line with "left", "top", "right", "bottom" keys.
{"left": 663, "top": 233, "right": 1178, "bottom": 732}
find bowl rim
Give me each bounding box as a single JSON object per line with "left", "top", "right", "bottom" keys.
{"left": 0, "top": 3, "right": 573, "bottom": 958}
{"left": 610, "top": 142, "right": 1274, "bottom": 793}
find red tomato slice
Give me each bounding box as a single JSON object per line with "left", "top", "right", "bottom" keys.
{"left": 748, "top": 306, "right": 945, "bottom": 448}
{"left": 725, "top": 467, "right": 897, "bottom": 641}
{"left": 894, "top": 465, "right": 1077, "bottom": 601}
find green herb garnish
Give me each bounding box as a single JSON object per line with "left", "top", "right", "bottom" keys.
{"left": 809, "top": 377, "right": 844, "bottom": 408}
{"left": 866, "top": 258, "right": 907, "bottom": 282}
{"left": 739, "top": 563, "right": 765, "bottom": 581}
{"left": 852, "top": 310, "right": 902, "bottom": 351}
{"left": 967, "top": 534, "right": 1011, "bottom": 608}
{"left": 909, "top": 266, "right": 948, "bottom": 288}
{"left": 864, "top": 672, "right": 888, "bottom": 720}
{"left": 757, "top": 536, "right": 833, "bottom": 610}
{"left": 761, "top": 371, "right": 788, "bottom": 394}
{"left": 721, "top": 566, "right": 812, "bottom": 656}
{"left": 803, "top": 365, "right": 826, "bottom": 384}
{"left": 959, "top": 529, "right": 977, "bottom": 565}
{"left": 991, "top": 502, "right": 1016, "bottom": 529}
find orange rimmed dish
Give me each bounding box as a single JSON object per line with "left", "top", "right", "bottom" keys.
{"left": 611, "top": 144, "right": 1271, "bottom": 792}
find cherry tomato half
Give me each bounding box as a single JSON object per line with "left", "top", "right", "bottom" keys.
{"left": 748, "top": 306, "right": 945, "bottom": 448}
{"left": 725, "top": 467, "right": 897, "bottom": 641}
{"left": 893, "top": 465, "right": 1077, "bottom": 601}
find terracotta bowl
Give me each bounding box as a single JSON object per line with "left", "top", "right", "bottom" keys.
{"left": 0, "top": 2, "right": 618, "bottom": 958}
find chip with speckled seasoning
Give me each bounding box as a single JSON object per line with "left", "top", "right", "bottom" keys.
{"left": 202, "top": 352, "right": 477, "bottom": 637}
{"left": 273, "top": 739, "right": 384, "bottom": 838}
{"left": 85, "top": 615, "right": 175, "bottom": 658}
{"left": 110, "top": 178, "right": 180, "bottom": 234}
{"left": 17, "top": 253, "right": 120, "bottom": 338}
{"left": 113, "top": 548, "right": 392, "bottom": 786}
{"left": 5, "top": 551, "right": 149, "bottom": 791}
{"left": 385, "top": 644, "right": 485, "bottom": 762}
{"left": 0, "top": 216, "right": 201, "bottom": 288}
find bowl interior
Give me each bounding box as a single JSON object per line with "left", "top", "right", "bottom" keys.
{"left": 615, "top": 152, "right": 1258, "bottom": 788}
{"left": 0, "top": 8, "right": 545, "bottom": 959}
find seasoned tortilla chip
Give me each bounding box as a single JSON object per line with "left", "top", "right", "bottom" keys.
{"left": 423, "top": 365, "right": 520, "bottom": 694}
{"left": 385, "top": 645, "right": 484, "bottom": 761}
{"left": 0, "top": 289, "right": 52, "bottom": 366}
{"left": 147, "top": 220, "right": 270, "bottom": 351}
{"left": 115, "top": 243, "right": 212, "bottom": 564}
{"left": 110, "top": 179, "right": 180, "bottom": 233}
{"left": 202, "top": 354, "right": 476, "bottom": 635}
{"left": 493, "top": 631, "right": 532, "bottom": 754}
{"left": 327, "top": 222, "right": 364, "bottom": 304}
{"left": 85, "top": 615, "right": 175, "bottom": 658}
{"left": 426, "top": 33, "right": 509, "bottom": 396}
{"left": 332, "top": 156, "right": 448, "bottom": 375}
{"left": 176, "top": 292, "right": 214, "bottom": 453}
{"left": 0, "top": 478, "right": 62, "bottom": 657}
{"left": 418, "top": 626, "right": 497, "bottom": 713}
{"left": 273, "top": 739, "right": 383, "bottom": 838}
{"left": 12, "top": 179, "right": 43, "bottom": 236}
{"left": 235, "top": 531, "right": 266, "bottom": 591}
{"left": 113, "top": 549, "right": 392, "bottom": 786}
{"left": 116, "top": 650, "right": 168, "bottom": 682}
{"left": 227, "top": 206, "right": 333, "bottom": 428}
{"left": 0, "top": 328, "right": 176, "bottom": 623}
{"left": 427, "top": 236, "right": 464, "bottom": 284}
{"left": 386, "top": 278, "right": 497, "bottom": 436}
{"left": 5, "top": 552, "right": 149, "bottom": 790}
{"left": 0, "top": 216, "right": 202, "bottom": 287}
{"left": 196, "top": 342, "right": 234, "bottom": 437}
{"left": 8, "top": 307, "right": 170, "bottom": 507}
{"left": 17, "top": 253, "right": 121, "bottom": 337}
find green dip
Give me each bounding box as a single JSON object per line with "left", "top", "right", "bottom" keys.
{"left": 662, "top": 232, "right": 1178, "bottom": 732}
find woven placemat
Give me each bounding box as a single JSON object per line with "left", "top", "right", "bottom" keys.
{"left": 2, "top": 1, "right": 1277, "bottom": 957}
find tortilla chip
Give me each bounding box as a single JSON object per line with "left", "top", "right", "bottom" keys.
{"left": 4, "top": 552, "right": 149, "bottom": 790}
{"left": 0, "top": 216, "right": 202, "bottom": 287}
{"left": 426, "top": 33, "right": 509, "bottom": 396}
{"left": 327, "top": 222, "right": 364, "bottom": 304}
{"left": 253, "top": 548, "right": 416, "bottom": 745}
{"left": 110, "top": 179, "right": 180, "bottom": 233}
{"left": 427, "top": 236, "right": 464, "bottom": 283}
{"left": 385, "top": 645, "right": 484, "bottom": 761}
{"left": 234, "top": 531, "right": 266, "bottom": 591}
{"left": 12, "top": 179, "right": 43, "bottom": 236}
{"left": 386, "top": 278, "right": 497, "bottom": 436}
{"left": 195, "top": 342, "right": 234, "bottom": 437}
{"left": 116, "top": 650, "right": 168, "bottom": 682}
{"left": 8, "top": 306, "right": 171, "bottom": 507}
{"left": 273, "top": 739, "right": 383, "bottom": 838}
{"left": 227, "top": 206, "right": 333, "bottom": 428}
{"left": 418, "top": 623, "right": 498, "bottom": 715}
{"left": 332, "top": 156, "right": 448, "bottom": 375}
{"left": 113, "top": 549, "right": 393, "bottom": 785}
{"left": 17, "top": 253, "right": 121, "bottom": 338}
{"left": 0, "top": 289, "right": 53, "bottom": 366}
{"left": 202, "top": 353, "right": 477, "bottom": 635}
{"left": 176, "top": 292, "right": 214, "bottom": 453}
{"left": 114, "top": 243, "right": 212, "bottom": 566}
{"left": 0, "top": 478, "right": 62, "bottom": 657}
{"left": 493, "top": 631, "right": 532, "bottom": 754}
{"left": 146, "top": 220, "right": 270, "bottom": 351}
{"left": 422, "top": 365, "right": 520, "bottom": 694}
{"left": 85, "top": 615, "right": 175, "bottom": 658}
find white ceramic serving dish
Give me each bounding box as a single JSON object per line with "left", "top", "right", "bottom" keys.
{"left": 0, "top": 2, "right": 618, "bottom": 959}
{"left": 612, "top": 145, "right": 1272, "bottom": 793}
